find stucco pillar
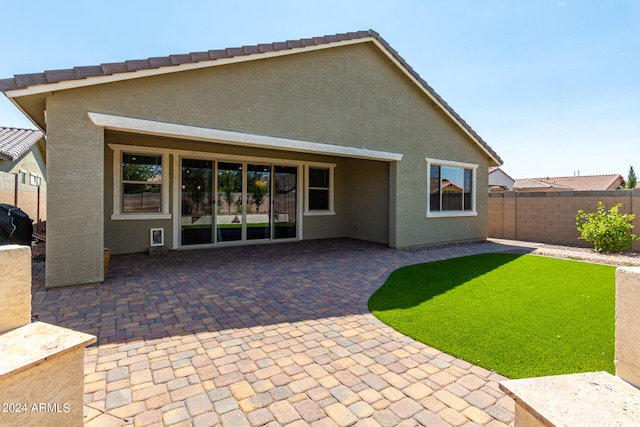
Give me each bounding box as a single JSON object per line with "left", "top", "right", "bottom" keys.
{"left": 632, "top": 189, "right": 640, "bottom": 251}
{"left": 388, "top": 161, "right": 398, "bottom": 248}
{"left": 0, "top": 245, "right": 97, "bottom": 426}
{"left": 0, "top": 245, "right": 31, "bottom": 332}
{"left": 45, "top": 96, "right": 104, "bottom": 287}
{"left": 616, "top": 266, "right": 640, "bottom": 389}
{"left": 0, "top": 322, "right": 96, "bottom": 427}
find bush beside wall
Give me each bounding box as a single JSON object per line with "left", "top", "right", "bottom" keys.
{"left": 489, "top": 189, "right": 640, "bottom": 250}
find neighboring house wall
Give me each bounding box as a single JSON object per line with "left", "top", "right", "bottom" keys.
{"left": 488, "top": 168, "right": 514, "bottom": 192}
{"left": 489, "top": 190, "right": 640, "bottom": 249}
{"left": 0, "top": 146, "right": 46, "bottom": 230}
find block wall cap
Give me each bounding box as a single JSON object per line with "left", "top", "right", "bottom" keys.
{"left": 0, "top": 322, "right": 96, "bottom": 381}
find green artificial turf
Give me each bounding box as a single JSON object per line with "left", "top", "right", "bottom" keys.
{"left": 368, "top": 253, "right": 615, "bottom": 379}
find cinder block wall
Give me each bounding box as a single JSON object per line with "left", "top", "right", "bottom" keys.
{"left": 0, "top": 171, "right": 47, "bottom": 231}
{"left": 0, "top": 172, "right": 14, "bottom": 205}
{"left": 489, "top": 189, "right": 640, "bottom": 249}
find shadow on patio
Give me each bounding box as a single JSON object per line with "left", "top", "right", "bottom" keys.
{"left": 31, "top": 238, "right": 531, "bottom": 347}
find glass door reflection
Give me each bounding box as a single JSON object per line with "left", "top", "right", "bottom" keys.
{"left": 247, "top": 164, "right": 271, "bottom": 240}
{"left": 181, "top": 159, "right": 213, "bottom": 245}
{"left": 217, "top": 162, "right": 243, "bottom": 242}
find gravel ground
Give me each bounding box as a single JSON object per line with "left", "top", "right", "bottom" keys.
{"left": 490, "top": 238, "right": 640, "bottom": 267}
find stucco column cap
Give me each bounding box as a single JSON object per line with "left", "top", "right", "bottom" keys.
{"left": 0, "top": 322, "right": 96, "bottom": 381}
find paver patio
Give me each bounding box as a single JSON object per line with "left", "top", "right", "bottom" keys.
{"left": 30, "top": 238, "right": 559, "bottom": 427}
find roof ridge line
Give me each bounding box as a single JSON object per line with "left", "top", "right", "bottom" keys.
{"left": 0, "top": 30, "right": 379, "bottom": 92}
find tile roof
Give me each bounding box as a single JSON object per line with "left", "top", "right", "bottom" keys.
{"left": 533, "top": 175, "right": 624, "bottom": 191}
{"left": 0, "top": 126, "right": 44, "bottom": 161}
{"left": 513, "top": 178, "right": 572, "bottom": 191}
{"left": 0, "top": 30, "right": 501, "bottom": 165}
{"left": 0, "top": 31, "right": 384, "bottom": 92}
{"left": 513, "top": 174, "right": 625, "bottom": 191}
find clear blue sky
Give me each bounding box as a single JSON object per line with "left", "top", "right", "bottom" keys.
{"left": 1, "top": 0, "right": 638, "bottom": 178}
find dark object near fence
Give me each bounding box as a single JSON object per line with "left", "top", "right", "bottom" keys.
{"left": 0, "top": 204, "right": 33, "bottom": 246}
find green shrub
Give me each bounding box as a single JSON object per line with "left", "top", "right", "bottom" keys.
{"left": 576, "top": 202, "right": 639, "bottom": 253}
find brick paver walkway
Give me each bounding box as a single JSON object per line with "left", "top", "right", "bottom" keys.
{"left": 30, "top": 238, "right": 551, "bottom": 427}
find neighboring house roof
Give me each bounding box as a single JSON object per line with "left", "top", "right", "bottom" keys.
{"left": 512, "top": 178, "right": 572, "bottom": 191}
{"left": 533, "top": 175, "right": 625, "bottom": 191}
{"left": 441, "top": 179, "right": 463, "bottom": 193}
{"left": 512, "top": 174, "right": 625, "bottom": 192}
{"left": 0, "top": 29, "right": 502, "bottom": 166}
{"left": 0, "top": 126, "right": 44, "bottom": 161}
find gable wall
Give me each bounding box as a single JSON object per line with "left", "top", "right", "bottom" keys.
{"left": 42, "top": 41, "right": 492, "bottom": 284}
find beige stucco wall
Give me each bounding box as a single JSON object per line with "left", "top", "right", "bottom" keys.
{"left": 39, "top": 41, "right": 494, "bottom": 285}
{"left": 0, "top": 245, "right": 31, "bottom": 332}
{"left": 46, "top": 98, "right": 104, "bottom": 287}
{"left": 0, "top": 346, "right": 85, "bottom": 427}
{"left": 344, "top": 158, "right": 390, "bottom": 244}
{"left": 0, "top": 245, "right": 94, "bottom": 426}
{"left": 615, "top": 266, "right": 640, "bottom": 389}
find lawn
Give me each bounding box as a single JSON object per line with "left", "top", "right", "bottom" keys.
{"left": 368, "top": 253, "right": 616, "bottom": 379}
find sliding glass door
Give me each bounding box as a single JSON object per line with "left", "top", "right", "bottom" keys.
{"left": 217, "top": 162, "right": 243, "bottom": 242}
{"left": 181, "top": 159, "right": 213, "bottom": 245}
{"left": 247, "top": 164, "right": 271, "bottom": 240}
{"left": 181, "top": 159, "right": 297, "bottom": 246}
{"left": 274, "top": 166, "right": 297, "bottom": 239}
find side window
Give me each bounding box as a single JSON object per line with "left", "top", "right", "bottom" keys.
{"left": 304, "top": 164, "right": 335, "bottom": 215}
{"left": 308, "top": 167, "right": 330, "bottom": 210}
{"left": 427, "top": 159, "right": 477, "bottom": 217}
{"left": 122, "top": 153, "right": 163, "bottom": 213}
{"left": 110, "top": 145, "right": 170, "bottom": 220}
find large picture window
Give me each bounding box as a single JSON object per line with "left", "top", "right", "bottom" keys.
{"left": 426, "top": 158, "right": 477, "bottom": 217}
{"left": 304, "top": 163, "right": 335, "bottom": 215}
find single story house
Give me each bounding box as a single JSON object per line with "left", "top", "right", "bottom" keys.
{"left": 0, "top": 30, "right": 502, "bottom": 288}
{"left": 0, "top": 126, "right": 46, "bottom": 230}
{"left": 513, "top": 174, "right": 625, "bottom": 192}
{"left": 488, "top": 167, "right": 515, "bottom": 192}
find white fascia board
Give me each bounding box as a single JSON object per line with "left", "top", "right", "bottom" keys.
{"left": 425, "top": 157, "right": 479, "bottom": 169}
{"left": 89, "top": 113, "right": 403, "bottom": 162}
{"left": 5, "top": 38, "right": 372, "bottom": 99}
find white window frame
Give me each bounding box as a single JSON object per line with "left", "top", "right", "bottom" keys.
{"left": 304, "top": 163, "right": 335, "bottom": 216}
{"left": 425, "top": 158, "right": 478, "bottom": 218}
{"left": 111, "top": 145, "right": 171, "bottom": 220}
{"left": 29, "top": 173, "right": 41, "bottom": 186}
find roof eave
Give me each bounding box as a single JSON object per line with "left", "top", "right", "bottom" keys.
{"left": 2, "top": 37, "right": 373, "bottom": 99}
